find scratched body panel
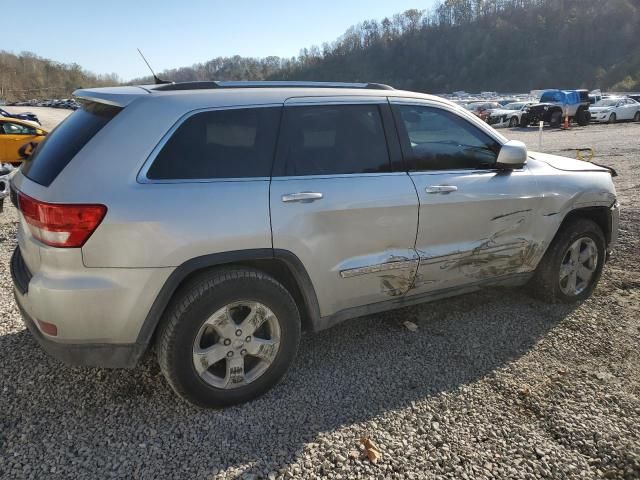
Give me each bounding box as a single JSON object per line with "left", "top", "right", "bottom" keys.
{"left": 407, "top": 165, "right": 544, "bottom": 293}
{"left": 271, "top": 173, "right": 420, "bottom": 317}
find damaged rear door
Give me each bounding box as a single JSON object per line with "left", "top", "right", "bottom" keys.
{"left": 390, "top": 99, "right": 543, "bottom": 294}
{"left": 270, "top": 97, "right": 419, "bottom": 318}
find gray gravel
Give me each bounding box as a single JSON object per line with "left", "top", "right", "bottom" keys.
{"left": 1, "top": 117, "right": 639, "bottom": 479}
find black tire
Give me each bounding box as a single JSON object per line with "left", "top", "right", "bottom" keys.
{"left": 156, "top": 267, "right": 301, "bottom": 408}
{"left": 509, "top": 116, "right": 519, "bottom": 128}
{"left": 608, "top": 113, "right": 617, "bottom": 124}
{"left": 550, "top": 110, "right": 563, "bottom": 128}
{"left": 634, "top": 111, "right": 640, "bottom": 122}
{"left": 576, "top": 107, "right": 589, "bottom": 126}
{"left": 528, "top": 217, "right": 605, "bottom": 303}
{"left": 519, "top": 115, "right": 530, "bottom": 128}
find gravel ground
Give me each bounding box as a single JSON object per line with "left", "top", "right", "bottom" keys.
{"left": 0, "top": 115, "right": 639, "bottom": 479}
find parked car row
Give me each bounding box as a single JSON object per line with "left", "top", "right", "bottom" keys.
{"left": 454, "top": 90, "right": 640, "bottom": 128}
{"left": 8, "top": 98, "right": 80, "bottom": 110}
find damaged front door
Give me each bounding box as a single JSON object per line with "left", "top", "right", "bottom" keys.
{"left": 391, "top": 100, "right": 543, "bottom": 294}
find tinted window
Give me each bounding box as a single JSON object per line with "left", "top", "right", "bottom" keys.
{"left": 1, "top": 122, "right": 36, "bottom": 135}
{"left": 147, "top": 107, "right": 280, "bottom": 180}
{"left": 22, "top": 101, "right": 121, "bottom": 186}
{"left": 395, "top": 105, "right": 501, "bottom": 171}
{"left": 540, "top": 91, "right": 563, "bottom": 103}
{"left": 278, "top": 104, "right": 390, "bottom": 176}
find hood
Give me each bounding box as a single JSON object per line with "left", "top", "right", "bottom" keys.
{"left": 529, "top": 151, "right": 610, "bottom": 173}
{"left": 590, "top": 106, "right": 613, "bottom": 113}
{"left": 527, "top": 103, "right": 557, "bottom": 110}
{"left": 489, "top": 108, "right": 515, "bottom": 117}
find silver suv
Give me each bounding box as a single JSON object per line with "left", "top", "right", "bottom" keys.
{"left": 10, "top": 81, "right": 619, "bottom": 407}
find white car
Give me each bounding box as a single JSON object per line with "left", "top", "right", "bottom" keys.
{"left": 488, "top": 102, "right": 536, "bottom": 128}
{"left": 590, "top": 97, "right": 640, "bottom": 123}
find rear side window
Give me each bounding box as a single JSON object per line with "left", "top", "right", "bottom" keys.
{"left": 277, "top": 104, "right": 390, "bottom": 176}
{"left": 146, "top": 107, "right": 281, "bottom": 180}
{"left": 22, "top": 101, "right": 121, "bottom": 186}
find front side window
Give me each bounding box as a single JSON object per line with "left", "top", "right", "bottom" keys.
{"left": 1, "top": 122, "right": 35, "bottom": 135}
{"left": 394, "top": 105, "right": 501, "bottom": 171}
{"left": 147, "top": 107, "right": 281, "bottom": 180}
{"left": 278, "top": 104, "right": 390, "bottom": 176}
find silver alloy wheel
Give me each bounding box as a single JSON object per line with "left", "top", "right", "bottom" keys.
{"left": 558, "top": 237, "right": 598, "bottom": 296}
{"left": 192, "top": 301, "right": 281, "bottom": 389}
{"left": 510, "top": 116, "right": 518, "bottom": 127}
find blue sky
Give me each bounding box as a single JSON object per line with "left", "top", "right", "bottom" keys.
{"left": 4, "top": 0, "right": 435, "bottom": 81}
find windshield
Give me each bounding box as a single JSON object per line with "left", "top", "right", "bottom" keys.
{"left": 594, "top": 99, "right": 619, "bottom": 107}
{"left": 540, "top": 91, "right": 563, "bottom": 103}
{"left": 503, "top": 102, "right": 526, "bottom": 110}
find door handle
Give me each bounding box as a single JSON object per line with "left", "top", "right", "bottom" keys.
{"left": 425, "top": 185, "right": 458, "bottom": 194}
{"left": 281, "top": 192, "right": 324, "bottom": 203}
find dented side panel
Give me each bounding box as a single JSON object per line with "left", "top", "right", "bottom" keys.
{"left": 271, "top": 173, "right": 420, "bottom": 317}
{"left": 408, "top": 166, "right": 545, "bottom": 294}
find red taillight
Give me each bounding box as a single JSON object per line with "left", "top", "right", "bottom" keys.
{"left": 36, "top": 319, "right": 58, "bottom": 336}
{"left": 17, "top": 191, "right": 106, "bottom": 248}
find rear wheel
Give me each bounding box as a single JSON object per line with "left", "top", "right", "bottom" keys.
{"left": 156, "top": 268, "right": 301, "bottom": 407}
{"left": 609, "top": 113, "right": 617, "bottom": 124}
{"left": 519, "top": 115, "right": 530, "bottom": 128}
{"left": 528, "top": 218, "right": 605, "bottom": 303}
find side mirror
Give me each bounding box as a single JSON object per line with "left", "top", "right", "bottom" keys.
{"left": 496, "top": 140, "right": 527, "bottom": 169}
{"left": 36, "top": 129, "right": 46, "bottom": 136}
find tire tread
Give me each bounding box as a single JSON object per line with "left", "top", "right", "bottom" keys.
{"left": 156, "top": 267, "right": 300, "bottom": 407}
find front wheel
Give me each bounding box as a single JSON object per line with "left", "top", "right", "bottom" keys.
{"left": 576, "top": 107, "right": 590, "bottom": 126}
{"left": 528, "top": 218, "right": 605, "bottom": 303}
{"left": 550, "top": 110, "right": 563, "bottom": 128}
{"left": 609, "top": 113, "right": 617, "bottom": 124}
{"left": 509, "top": 116, "right": 519, "bottom": 128}
{"left": 156, "top": 268, "right": 301, "bottom": 408}
{"left": 634, "top": 111, "right": 640, "bottom": 122}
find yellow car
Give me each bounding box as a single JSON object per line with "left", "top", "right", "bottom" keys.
{"left": 0, "top": 118, "right": 48, "bottom": 165}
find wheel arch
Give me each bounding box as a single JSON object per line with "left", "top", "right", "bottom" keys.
{"left": 555, "top": 205, "right": 613, "bottom": 246}
{"left": 136, "top": 249, "right": 321, "bottom": 349}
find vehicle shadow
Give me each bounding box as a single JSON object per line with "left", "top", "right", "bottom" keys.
{"left": 0, "top": 288, "right": 576, "bottom": 478}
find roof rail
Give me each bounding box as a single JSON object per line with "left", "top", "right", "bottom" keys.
{"left": 152, "top": 81, "right": 395, "bottom": 91}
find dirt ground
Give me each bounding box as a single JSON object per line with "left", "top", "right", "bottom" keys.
{"left": 0, "top": 112, "right": 638, "bottom": 479}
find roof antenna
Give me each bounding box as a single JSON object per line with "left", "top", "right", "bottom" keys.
{"left": 137, "top": 48, "right": 170, "bottom": 84}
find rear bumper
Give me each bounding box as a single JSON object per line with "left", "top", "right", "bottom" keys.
{"left": 14, "top": 291, "right": 144, "bottom": 368}
{"left": 10, "top": 246, "right": 168, "bottom": 368}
